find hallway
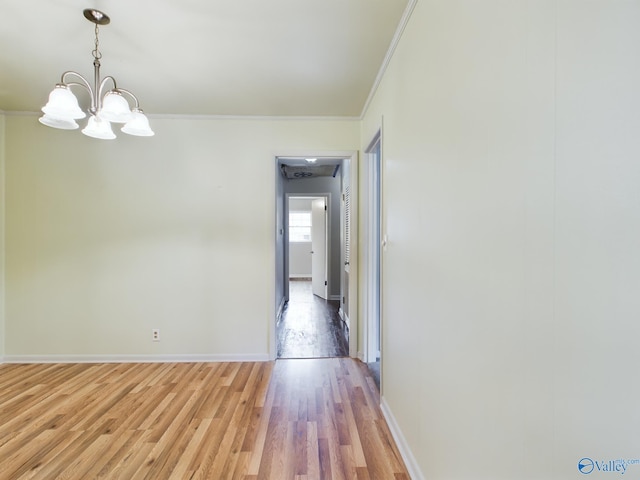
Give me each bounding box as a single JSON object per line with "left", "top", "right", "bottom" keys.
{"left": 277, "top": 280, "right": 349, "bottom": 358}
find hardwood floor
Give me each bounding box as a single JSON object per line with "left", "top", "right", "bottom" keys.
{"left": 0, "top": 358, "right": 409, "bottom": 479}
{"left": 277, "top": 280, "right": 349, "bottom": 359}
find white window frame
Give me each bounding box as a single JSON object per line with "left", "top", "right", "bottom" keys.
{"left": 288, "top": 210, "right": 312, "bottom": 242}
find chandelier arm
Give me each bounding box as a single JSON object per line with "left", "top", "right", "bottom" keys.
{"left": 116, "top": 88, "right": 141, "bottom": 109}
{"left": 66, "top": 81, "right": 92, "bottom": 92}
{"left": 61, "top": 71, "right": 95, "bottom": 112}
{"left": 97, "top": 75, "right": 118, "bottom": 104}
{"left": 61, "top": 71, "right": 93, "bottom": 94}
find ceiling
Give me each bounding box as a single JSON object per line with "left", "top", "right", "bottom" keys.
{"left": 278, "top": 157, "right": 344, "bottom": 179}
{"left": 0, "top": 0, "right": 409, "bottom": 117}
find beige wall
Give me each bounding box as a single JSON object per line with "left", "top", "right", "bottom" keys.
{"left": 0, "top": 112, "right": 5, "bottom": 357}
{"left": 4, "top": 115, "right": 358, "bottom": 359}
{"left": 362, "top": 0, "right": 640, "bottom": 478}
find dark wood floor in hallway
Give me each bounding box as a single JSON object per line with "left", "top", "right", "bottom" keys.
{"left": 277, "top": 280, "right": 349, "bottom": 359}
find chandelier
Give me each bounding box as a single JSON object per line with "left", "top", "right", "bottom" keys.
{"left": 39, "top": 9, "right": 154, "bottom": 139}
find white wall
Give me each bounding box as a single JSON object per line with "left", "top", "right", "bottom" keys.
{"left": 4, "top": 114, "right": 358, "bottom": 360}
{"left": 362, "top": 0, "right": 640, "bottom": 478}
{"left": 289, "top": 197, "right": 314, "bottom": 211}
{"left": 288, "top": 242, "right": 312, "bottom": 278}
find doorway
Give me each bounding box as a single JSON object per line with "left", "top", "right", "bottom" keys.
{"left": 287, "top": 196, "right": 327, "bottom": 295}
{"left": 274, "top": 154, "right": 358, "bottom": 359}
{"left": 278, "top": 194, "right": 347, "bottom": 358}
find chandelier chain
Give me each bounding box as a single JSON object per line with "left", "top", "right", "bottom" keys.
{"left": 92, "top": 24, "right": 102, "bottom": 61}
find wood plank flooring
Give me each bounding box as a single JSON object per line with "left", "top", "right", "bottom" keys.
{"left": 0, "top": 358, "right": 409, "bottom": 479}
{"left": 277, "top": 280, "right": 349, "bottom": 359}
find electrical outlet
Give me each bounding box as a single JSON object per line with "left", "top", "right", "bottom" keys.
{"left": 152, "top": 329, "right": 160, "bottom": 342}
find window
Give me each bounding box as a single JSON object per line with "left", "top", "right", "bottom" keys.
{"left": 289, "top": 211, "right": 312, "bottom": 242}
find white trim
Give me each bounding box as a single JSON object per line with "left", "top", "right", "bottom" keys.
{"left": 2, "top": 353, "right": 271, "bottom": 364}
{"left": 289, "top": 274, "right": 312, "bottom": 279}
{"left": 346, "top": 152, "right": 359, "bottom": 358}
{"left": 362, "top": 132, "right": 383, "bottom": 365}
{"left": 276, "top": 296, "right": 286, "bottom": 321}
{"left": 381, "top": 397, "right": 424, "bottom": 480}
{"left": 4, "top": 110, "right": 360, "bottom": 122}
{"left": 151, "top": 114, "right": 361, "bottom": 122}
{"left": 360, "top": 0, "right": 418, "bottom": 119}
{"left": 341, "top": 312, "right": 350, "bottom": 329}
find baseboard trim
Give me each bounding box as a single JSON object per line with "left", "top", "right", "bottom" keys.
{"left": 329, "top": 294, "right": 341, "bottom": 301}
{"left": 380, "top": 396, "right": 424, "bottom": 480}
{"left": 2, "top": 353, "right": 271, "bottom": 364}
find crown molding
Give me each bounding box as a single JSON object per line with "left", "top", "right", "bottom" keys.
{"left": 360, "top": 0, "right": 418, "bottom": 119}
{"left": 148, "top": 113, "right": 360, "bottom": 122}
{"left": 3, "top": 110, "right": 360, "bottom": 122}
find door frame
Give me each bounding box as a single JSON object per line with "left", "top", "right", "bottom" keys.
{"left": 273, "top": 151, "right": 358, "bottom": 360}
{"left": 362, "top": 132, "right": 382, "bottom": 364}
{"left": 285, "top": 194, "right": 330, "bottom": 299}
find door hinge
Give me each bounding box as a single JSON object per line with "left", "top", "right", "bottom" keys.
{"left": 324, "top": 205, "right": 327, "bottom": 211}
{"left": 343, "top": 296, "right": 346, "bottom": 303}
{"left": 325, "top": 280, "right": 328, "bottom": 286}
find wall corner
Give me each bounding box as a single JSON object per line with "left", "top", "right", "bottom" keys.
{"left": 0, "top": 112, "right": 5, "bottom": 359}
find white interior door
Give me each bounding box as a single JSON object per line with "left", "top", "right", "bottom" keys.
{"left": 311, "top": 197, "right": 327, "bottom": 299}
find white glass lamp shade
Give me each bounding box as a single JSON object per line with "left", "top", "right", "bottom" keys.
{"left": 99, "top": 91, "right": 133, "bottom": 123}
{"left": 39, "top": 113, "right": 79, "bottom": 130}
{"left": 121, "top": 109, "right": 154, "bottom": 137}
{"left": 41, "top": 84, "right": 86, "bottom": 120}
{"left": 82, "top": 115, "right": 116, "bottom": 140}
